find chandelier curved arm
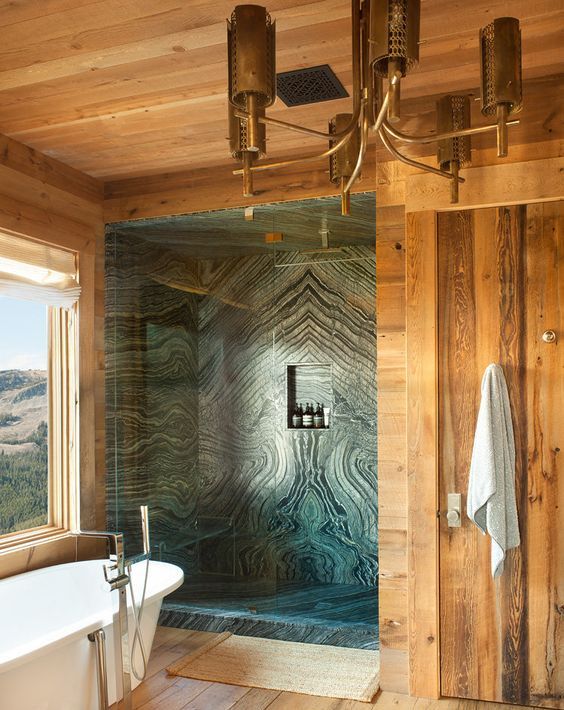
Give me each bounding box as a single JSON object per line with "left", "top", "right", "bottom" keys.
{"left": 232, "top": 114, "right": 361, "bottom": 176}
{"left": 382, "top": 117, "right": 519, "bottom": 145}
{"left": 233, "top": 102, "right": 362, "bottom": 142}
{"left": 343, "top": 87, "right": 390, "bottom": 195}
{"left": 378, "top": 126, "right": 466, "bottom": 184}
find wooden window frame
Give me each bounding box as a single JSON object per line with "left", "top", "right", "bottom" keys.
{"left": 0, "top": 274, "right": 79, "bottom": 552}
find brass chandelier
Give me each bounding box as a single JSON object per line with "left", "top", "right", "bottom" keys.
{"left": 227, "top": 2, "right": 523, "bottom": 214}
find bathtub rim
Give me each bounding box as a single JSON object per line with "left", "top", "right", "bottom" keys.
{"left": 0, "top": 558, "right": 183, "bottom": 674}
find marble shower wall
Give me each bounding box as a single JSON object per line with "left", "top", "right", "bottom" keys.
{"left": 106, "top": 234, "right": 377, "bottom": 587}
{"left": 197, "top": 249, "right": 377, "bottom": 587}
{"left": 105, "top": 231, "right": 201, "bottom": 568}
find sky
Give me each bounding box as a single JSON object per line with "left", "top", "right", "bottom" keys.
{"left": 0, "top": 296, "right": 47, "bottom": 371}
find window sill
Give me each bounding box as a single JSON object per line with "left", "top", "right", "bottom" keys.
{"left": 0, "top": 526, "right": 71, "bottom": 555}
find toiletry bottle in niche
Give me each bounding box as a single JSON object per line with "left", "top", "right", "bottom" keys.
{"left": 314, "top": 403, "right": 324, "bottom": 428}
{"left": 292, "top": 404, "right": 302, "bottom": 428}
{"left": 303, "top": 402, "right": 313, "bottom": 428}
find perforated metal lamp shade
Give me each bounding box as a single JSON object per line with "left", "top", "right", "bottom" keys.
{"left": 227, "top": 4, "right": 276, "bottom": 153}
{"left": 436, "top": 95, "right": 472, "bottom": 203}
{"left": 369, "top": 0, "right": 420, "bottom": 122}
{"left": 480, "top": 17, "right": 523, "bottom": 117}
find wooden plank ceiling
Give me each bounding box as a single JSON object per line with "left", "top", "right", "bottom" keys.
{"left": 0, "top": 0, "right": 562, "bottom": 181}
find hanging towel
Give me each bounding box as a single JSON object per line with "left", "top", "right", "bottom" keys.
{"left": 467, "top": 363, "right": 520, "bottom": 578}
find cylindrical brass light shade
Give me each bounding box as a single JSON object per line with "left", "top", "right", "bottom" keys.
{"left": 329, "top": 114, "right": 361, "bottom": 183}
{"left": 436, "top": 95, "right": 472, "bottom": 171}
{"left": 370, "top": 0, "right": 420, "bottom": 78}
{"left": 228, "top": 102, "right": 266, "bottom": 159}
{"left": 228, "top": 5, "right": 276, "bottom": 109}
{"left": 436, "top": 95, "right": 471, "bottom": 204}
{"left": 329, "top": 113, "right": 361, "bottom": 215}
{"left": 480, "top": 17, "right": 522, "bottom": 117}
{"left": 228, "top": 5, "right": 275, "bottom": 153}
{"left": 369, "top": 0, "right": 420, "bottom": 122}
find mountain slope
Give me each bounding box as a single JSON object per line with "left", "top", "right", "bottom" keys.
{"left": 0, "top": 370, "right": 48, "bottom": 534}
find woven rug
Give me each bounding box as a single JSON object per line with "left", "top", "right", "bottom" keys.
{"left": 166, "top": 632, "right": 380, "bottom": 702}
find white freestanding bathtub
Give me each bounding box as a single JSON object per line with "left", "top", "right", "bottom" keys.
{"left": 0, "top": 558, "right": 183, "bottom": 710}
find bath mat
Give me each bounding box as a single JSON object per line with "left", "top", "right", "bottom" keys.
{"left": 166, "top": 632, "right": 380, "bottom": 702}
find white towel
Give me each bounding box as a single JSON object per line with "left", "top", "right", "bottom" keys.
{"left": 467, "top": 363, "right": 520, "bottom": 578}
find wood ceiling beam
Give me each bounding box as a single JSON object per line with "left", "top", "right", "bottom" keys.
{"left": 0, "top": 132, "right": 103, "bottom": 204}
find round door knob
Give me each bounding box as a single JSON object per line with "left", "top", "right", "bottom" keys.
{"left": 446, "top": 509, "right": 460, "bottom": 525}
{"left": 542, "top": 330, "right": 557, "bottom": 343}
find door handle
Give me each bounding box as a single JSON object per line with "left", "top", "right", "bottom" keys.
{"left": 446, "top": 493, "right": 462, "bottom": 527}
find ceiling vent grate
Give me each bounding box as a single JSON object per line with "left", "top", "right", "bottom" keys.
{"left": 276, "top": 64, "right": 349, "bottom": 107}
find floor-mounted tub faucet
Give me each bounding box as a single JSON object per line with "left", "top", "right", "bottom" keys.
{"left": 77, "top": 530, "right": 132, "bottom": 710}
{"left": 77, "top": 506, "right": 152, "bottom": 710}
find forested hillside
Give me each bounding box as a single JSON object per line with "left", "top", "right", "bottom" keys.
{"left": 0, "top": 370, "right": 48, "bottom": 534}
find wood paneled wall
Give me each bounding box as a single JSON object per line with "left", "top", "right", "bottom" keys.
{"left": 0, "top": 133, "right": 105, "bottom": 572}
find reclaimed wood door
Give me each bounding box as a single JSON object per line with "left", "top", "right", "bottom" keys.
{"left": 437, "top": 202, "right": 563, "bottom": 707}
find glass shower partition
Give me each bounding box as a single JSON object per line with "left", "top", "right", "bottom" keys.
{"left": 105, "top": 226, "right": 279, "bottom": 615}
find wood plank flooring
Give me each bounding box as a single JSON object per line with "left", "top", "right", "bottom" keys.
{"left": 111, "top": 627, "right": 534, "bottom": 710}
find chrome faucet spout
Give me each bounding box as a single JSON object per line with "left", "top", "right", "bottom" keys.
{"left": 76, "top": 530, "right": 125, "bottom": 567}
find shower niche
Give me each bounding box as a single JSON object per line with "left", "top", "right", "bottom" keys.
{"left": 286, "top": 363, "right": 332, "bottom": 429}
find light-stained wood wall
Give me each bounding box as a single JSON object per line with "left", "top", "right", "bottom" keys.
{"left": 0, "top": 133, "right": 105, "bottom": 574}
{"left": 376, "top": 203, "right": 409, "bottom": 692}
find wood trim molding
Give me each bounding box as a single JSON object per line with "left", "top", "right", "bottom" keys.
{"left": 103, "top": 140, "right": 562, "bottom": 225}
{"left": 406, "top": 210, "right": 440, "bottom": 698}
{"left": 103, "top": 148, "right": 381, "bottom": 223}
{"left": 406, "top": 155, "right": 564, "bottom": 213}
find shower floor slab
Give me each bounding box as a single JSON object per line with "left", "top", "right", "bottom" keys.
{"left": 159, "top": 576, "right": 378, "bottom": 650}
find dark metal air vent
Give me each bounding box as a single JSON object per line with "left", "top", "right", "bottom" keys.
{"left": 276, "top": 64, "right": 349, "bottom": 107}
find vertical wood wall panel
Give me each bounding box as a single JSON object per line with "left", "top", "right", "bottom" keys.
{"left": 437, "top": 203, "right": 563, "bottom": 707}
{"left": 377, "top": 204, "right": 409, "bottom": 692}
{"left": 525, "top": 202, "right": 564, "bottom": 706}
{"left": 406, "top": 210, "right": 440, "bottom": 698}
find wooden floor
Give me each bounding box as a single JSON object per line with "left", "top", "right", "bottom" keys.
{"left": 112, "top": 627, "right": 532, "bottom": 710}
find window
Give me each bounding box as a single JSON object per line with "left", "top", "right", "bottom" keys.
{"left": 0, "top": 231, "right": 80, "bottom": 547}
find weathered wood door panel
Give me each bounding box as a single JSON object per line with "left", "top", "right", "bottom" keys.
{"left": 437, "top": 202, "right": 563, "bottom": 707}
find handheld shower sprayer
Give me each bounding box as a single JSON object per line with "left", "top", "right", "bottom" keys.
{"left": 140, "top": 504, "right": 150, "bottom": 557}
{"left": 129, "top": 504, "right": 152, "bottom": 683}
